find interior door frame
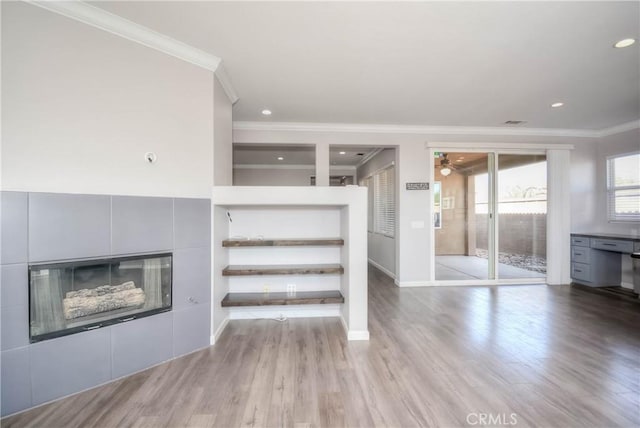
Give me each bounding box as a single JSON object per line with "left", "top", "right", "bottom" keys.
{"left": 429, "top": 147, "right": 548, "bottom": 285}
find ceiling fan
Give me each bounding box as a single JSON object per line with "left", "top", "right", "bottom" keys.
{"left": 437, "top": 153, "right": 455, "bottom": 176}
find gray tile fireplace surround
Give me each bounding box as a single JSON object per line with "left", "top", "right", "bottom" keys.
{"left": 0, "top": 192, "right": 212, "bottom": 416}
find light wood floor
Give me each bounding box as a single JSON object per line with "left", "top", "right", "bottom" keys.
{"left": 4, "top": 267, "right": 640, "bottom": 427}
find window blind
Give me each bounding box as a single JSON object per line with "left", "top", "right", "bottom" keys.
{"left": 607, "top": 153, "right": 640, "bottom": 222}
{"left": 373, "top": 166, "right": 395, "bottom": 237}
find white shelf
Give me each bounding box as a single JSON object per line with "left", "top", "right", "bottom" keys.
{"left": 211, "top": 186, "right": 369, "bottom": 341}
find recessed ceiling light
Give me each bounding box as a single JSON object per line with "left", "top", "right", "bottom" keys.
{"left": 551, "top": 102, "right": 564, "bottom": 108}
{"left": 614, "top": 38, "right": 636, "bottom": 48}
{"left": 456, "top": 159, "right": 463, "bottom": 162}
{"left": 261, "top": 109, "right": 272, "bottom": 116}
{"left": 339, "top": 151, "right": 346, "bottom": 155}
{"left": 277, "top": 156, "right": 284, "bottom": 161}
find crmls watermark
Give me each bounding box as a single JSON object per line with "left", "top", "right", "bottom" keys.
{"left": 466, "top": 413, "right": 518, "bottom": 426}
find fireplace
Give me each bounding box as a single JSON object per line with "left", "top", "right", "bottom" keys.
{"left": 29, "top": 253, "right": 172, "bottom": 342}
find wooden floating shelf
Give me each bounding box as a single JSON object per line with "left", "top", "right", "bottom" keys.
{"left": 222, "top": 263, "right": 344, "bottom": 276}
{"left": 223, "top": 238, "right": 344, "bottom": 247}
{"left": 221, "top": 290, "right": 344, "bottom": 307}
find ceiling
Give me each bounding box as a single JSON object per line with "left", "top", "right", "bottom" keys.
{"left": 233, "top": 144, "right": 382, "bottom": 166}
{"left": 93, "top": 1, "right": 640, "bottom": 130}
{"left": 234, "top": 145, "right": 314, "bottom": 166}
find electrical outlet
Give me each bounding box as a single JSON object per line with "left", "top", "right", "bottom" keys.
{"left": 263, "top": 285, "right": 270, "bottom": 293}
{"left": 287, "top": 283, "right": 296, "bottom": 295}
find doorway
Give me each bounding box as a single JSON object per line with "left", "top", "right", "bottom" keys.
{"left": 433, "top": 151, "right": 547, "bottom": 283}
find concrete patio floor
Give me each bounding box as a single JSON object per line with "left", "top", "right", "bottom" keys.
{"left": 435, "top": 255, "right": 545, "bottom": 280}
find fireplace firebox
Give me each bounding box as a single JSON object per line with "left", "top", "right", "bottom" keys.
{"left": 29, "top": 253, "right": 172, "bottom": 342}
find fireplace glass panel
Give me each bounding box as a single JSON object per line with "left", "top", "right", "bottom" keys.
{"left": 29, "top": 253, "right": 172, "bottom": 342}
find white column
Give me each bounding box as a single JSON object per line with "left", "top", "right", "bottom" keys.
{"left": 213, "top": 76, "right": 233, "bottom": 186}
{"left": 341, "top": 191, "right": 369, "bottom": 340}
{"left": 315, "top": 142, "right": 330, "bottom": 186}
{"left": 546, "top": 149, "right": 572, "bottom": 285}
{"left": 395, "top": 141, "right": 431, "bottom": 286}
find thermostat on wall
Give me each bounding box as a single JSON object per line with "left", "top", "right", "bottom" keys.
{"left": 145, "top": 152, "right": 157, "bottom": 164}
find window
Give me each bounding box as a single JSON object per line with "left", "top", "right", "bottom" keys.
{"left": 607, "top": 152, "right": 640, "bottom": 222}
{"left": 360, "top": 165, "right": 395, "bottom": 237}
{"left": 373, "top": 166, "right": 395, "bottom": 237}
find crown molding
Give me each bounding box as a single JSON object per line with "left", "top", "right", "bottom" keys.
{"left": 233, "top": 121, "right": 599, "bottom": 138}
{"left": 214, "top": 64, "right": 239, "bottom": 105}
{"left": 235, "top": 119, "right": 640, "bottom": 139}
{"left": 597, "top": 120, "right": 640, "bottom": 137}
{"left": 26, "top": 1, "right": 220, "bottom": 70}
{"left": 425, "top": 141, "right": 574, "bottom": 150}
{"left": 26, "top": 1, "right": 239, "bottom": 103}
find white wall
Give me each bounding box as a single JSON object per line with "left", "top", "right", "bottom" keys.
{"left": 570, "top": 140, "right": 598, "bottom": 234}
{"left": 1, "top": 2, "right": 216, "bottom": 198}
{"left": 571, "top": 128, "right": 640, "bottom": 236}
{"left": 214, "top": 76, "right": 233, "bottom": 186}
{"left": 395, "top": 140, "right": 432, "bottom": 285}
{"left": 570, "top": 128, "right": 640, "bottom": 286}
{"left": 233, "top": 166, "right": 355, "bottom": 186}
{"left": 356, "top": 148, "right": 396, "bottom": 277}
{"left": 234, "top": 167, "right": 314, "bottom": 186}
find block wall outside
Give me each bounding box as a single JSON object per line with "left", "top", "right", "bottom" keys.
{"left": 476, "top": 213, "right": 547, "bottom": 258}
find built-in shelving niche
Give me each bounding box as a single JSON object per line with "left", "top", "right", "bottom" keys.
{"left": 221, "top": 237, "right": 345, "bottom": 306}
{"left": 211, "top": 186, "right": 369, "bottom": 341}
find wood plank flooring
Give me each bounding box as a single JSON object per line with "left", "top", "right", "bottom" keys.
{"left": 4, "top": 266, "right": 640, "bottom": 427}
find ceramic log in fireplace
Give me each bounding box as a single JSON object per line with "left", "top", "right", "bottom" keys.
{"left": 29, "top": 253, "right": 172, "bottom": 342}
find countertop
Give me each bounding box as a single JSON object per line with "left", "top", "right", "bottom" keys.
{"left": 571, "top": 232, "right": 640, "bottom": 242}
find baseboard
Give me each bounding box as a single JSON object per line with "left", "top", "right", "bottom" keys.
{"left": 621, "top": 281, "right": 634, "bottom": 290}
{"left": 394, "top": 279, "right": 433, "bottom": 287}
{"left": 340, "top": 315, "right": 349, "bottom": 337}
{"left": 347, "top": 330, "right": 370, "bottom": 340}
{"left": 210, "top": 317, "right": 229, "bottom": 345}
{"left": 394, "top": 279, "right": 547, "bottom": 287}
{"left": 368, "top": 259, "right": 396, "bottom": 279}
{"left": 340, "top": 316, "right": 370, "bottom": 341}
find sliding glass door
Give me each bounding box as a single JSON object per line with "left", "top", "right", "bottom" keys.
{"left": 433, "top": 150, "right": 547, "bottom": 283}
{"left": 496, "top": 154, "right": 547, "bottom": 280}
{"left": 434, "top": 152, "right": 495, "bottom": 281}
